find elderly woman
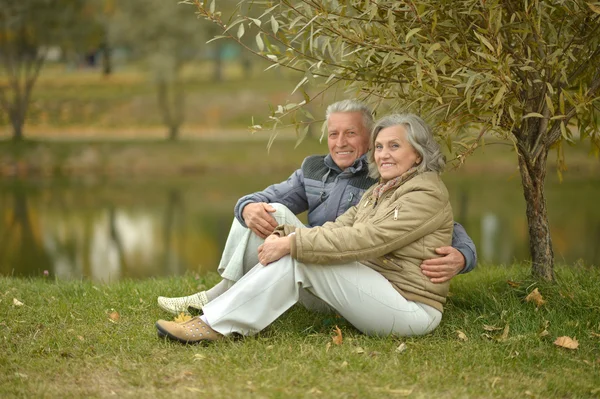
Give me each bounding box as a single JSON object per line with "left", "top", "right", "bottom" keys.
{"left": 156, "top": 113, "right": 453, "bottom": 342}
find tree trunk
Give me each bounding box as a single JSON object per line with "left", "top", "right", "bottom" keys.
{"left": 11, "top": 120, "right": 24, "bottom": 142}
{"left": 517, "top": 147, "right": 555, "bottom": 281}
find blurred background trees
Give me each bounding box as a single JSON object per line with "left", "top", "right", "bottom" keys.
{"left": 0, "top": 0, "right": 89, "bottom": 141}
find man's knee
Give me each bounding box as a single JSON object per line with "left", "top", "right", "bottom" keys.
{"left": 268, "top": 203, "right": 303, "bottom": 226}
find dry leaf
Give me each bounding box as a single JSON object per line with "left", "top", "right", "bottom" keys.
{"left": 174, "top": 313, "right": 192, "bottom": 323}
{"left": 539, "top": 330, "right": 550, "bottom": 338}
{"left": 307, "top": 387, "right": 322, "bottom": 395}
{"left": 332, "top": 325, "right": 343, "bottom": 345}
{"left": 554, "top": 336, "right": 579, "bottom": 349}
{"left": 193, "top": 354, "right": 206, "bottom": 361}
{"left": 266, "top": 345, "right": 274, "bottom": 350}
{"left": 590, "top": 332, "right": 600, "bottom": 338}
{"left": 108, "top": 311, "right": 120, "bottom": 322}
{"left": 78, "top": 336, "right": 85, "bottom": 342}
{"left": 507, "top": 280, "right": 521, "bottom": 288}
{"left": 13, "top": 298, "right": 24, "bottom": 307}
{"left": 340, "top": 361, "right": 348, "bottom": 368}
{"left": 456, "top": 330, "right": 468, "bottom": 341}
{"left": 374, "top": 386, "right": 413, "bottom": 396}
{"left": 325, "top": 342, "right": 331, "bottom": 352}
{"left": 483, "top": 324, "right": 503, "bottom": 331}
{"left": 354, "top": 346, "right": 365, "bottom": 354}
{"left": 500, "top": 325, "right": 510, "bottom": 341}
{"left": 395, "top": 342, "right": 407, "bottom": 353}
{"left": 525, "top": 288, "right": 546, "bottom": 308}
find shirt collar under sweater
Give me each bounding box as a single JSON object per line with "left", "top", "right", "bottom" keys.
{"left": 324, "top": 153, "right": 369, "bottom": 175}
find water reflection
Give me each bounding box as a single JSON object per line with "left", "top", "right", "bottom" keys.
{"left": 1, "top": 173, "right": 599, "bottom": 281}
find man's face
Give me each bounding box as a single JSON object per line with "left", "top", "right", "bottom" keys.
{"left": 327, "top": 112, "right": 370, "bottom": 170}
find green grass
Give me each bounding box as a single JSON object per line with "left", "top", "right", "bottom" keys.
{"left": 1, "top": 265, "right": 599, "bottom": 398}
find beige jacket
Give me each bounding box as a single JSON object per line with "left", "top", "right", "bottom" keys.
{"left": 277, "top": 171, "right": 453, "bottom": 312}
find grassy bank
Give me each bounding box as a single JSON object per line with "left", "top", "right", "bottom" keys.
{"left": 1, "top": 265, "right": 599, "bottom": 398}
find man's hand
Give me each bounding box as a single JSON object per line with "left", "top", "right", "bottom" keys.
{"left": 420, "top": 246, "right": 466, "bottom": 283}
{"left": 258, "top": 235, "right": 292, "bottom": 265}
{"left": 242, "top": 202, "right": 278, "bottom": 239}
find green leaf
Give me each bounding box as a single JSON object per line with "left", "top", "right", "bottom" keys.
{"left": 522, "top": 112, "right": 545, "bottom": 119}
{"left": 493, "top": 85, "right": 507, "bottom": 107}
{"left": 474, "top": 31, "right": 495, "bottom": 52}
{"left": 271, "top": 15, "right": 279, "bottom": 34}
{"left": 256, "top": 33, "right": 264, "bottom": 52}
{"left": 426, "top": 43, "right": 441, "bottom": 57}
{"left": 405, "top": 28, "right": 421, "bottom": 42}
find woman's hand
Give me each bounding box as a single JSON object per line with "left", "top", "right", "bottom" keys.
{"left": 258, "top": 234, "right": 292, "bottom": 265}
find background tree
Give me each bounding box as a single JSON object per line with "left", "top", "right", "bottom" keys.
{"left": 190, "top": 0, "right": 600, "bottom": 280}
{"left": 0, "top": 0, "right": 84, "bottom": 141}
{"left": 112, "top": 0, "right": 215, "bottom": 140}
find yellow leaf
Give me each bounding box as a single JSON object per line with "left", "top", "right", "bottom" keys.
{"left": 525, "top": 288, "right": 546, "bottom": 307}
{"left": 354, "top": 346, "right": 365, "bottom": 354}
{"left": 507, "top": 280, "right": 521, "bottom": 288}
{"left": 588, "top": 3, "right": 600, "bottom": 14}
{"left": 500, "top": 325, "right": 510, "bottom": 341}
{"left": 395, "top": 342, "right": 407, "bottom": 353}
{"left": 174, "top": 313, "right": 192, "bottom": 323}
{"left": 108, "top": 311, "right": 120, "bottom": 322}
{"left": 483, "top": 324, "right": 503, "bottom": 331}
{"left": 332, "top": 325, "right": 343, "bottom": 345}
{"left": 554, "top": 336, "right": 579, "bottom": 349}
{"left": 456, "top": 330, "right": 468, "bottom": 341}
{"left": 13, "top": 298, "right": 24, "bottom": 307}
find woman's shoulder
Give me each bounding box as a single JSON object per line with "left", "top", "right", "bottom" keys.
{"left": 396, "top": 172, "right": 448, "bottom": 199}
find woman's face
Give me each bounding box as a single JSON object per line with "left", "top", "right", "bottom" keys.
{"left": 374, "top": 125, "right": 421, "bottom": 182}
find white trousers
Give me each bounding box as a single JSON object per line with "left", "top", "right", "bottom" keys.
{"left": 204, "top": 251, "right": 442, "bottom": 338}
{"left": 217, "top": 203, "right": 306, "bottom": 281}
{"left": 216, "top": 203, "right": 331, "bottom": 312}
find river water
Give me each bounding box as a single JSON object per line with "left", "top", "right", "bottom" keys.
{"left": 1, "top": 171, "right": 599, "bottom": 281}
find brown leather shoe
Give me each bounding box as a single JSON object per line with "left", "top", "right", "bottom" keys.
{"left": 156, "top": 316, "right": 223, "bottom": 344}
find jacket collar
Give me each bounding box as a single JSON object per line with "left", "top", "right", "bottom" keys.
{"left": 324, "top": 153, "right": 369, "bottom": 174}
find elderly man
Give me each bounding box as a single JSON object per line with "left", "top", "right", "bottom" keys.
{"left": 157, "top": 99, "right": 477, "bottom": 314}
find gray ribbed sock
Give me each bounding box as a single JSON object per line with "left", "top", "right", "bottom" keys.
{"left": 205, "top": 278, "right": 234, "bottom": 302}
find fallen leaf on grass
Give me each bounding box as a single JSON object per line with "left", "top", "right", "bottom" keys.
{"left": 193, "top": 354, "right": 206, "bottom": 361}
{"left": 554, "top": 336, "right": 579, "bottom": 349}
{"left": 590, "top": 332, "right": 600, "bottom": 338}
{"left": 107, "top": 311, "right": 120, "bottom": 322}
{"left": 307, "top": 387, "right": 323, "bottom": 395}
{"left": 539, "top": 330, "right": 550, "bottom": 338}
{"left": 500, "top": 325, "right": 510, "bottom": 341}
{"left": 332, "top": 325, "right": 343, "bottom": 345}
{"left": 354, "top": 346, "right": 365, "bottom": 354}
{"left": 13, "top": 298, "right": 24, "bottom": 307}
{"left": 456, "top": 330, "right": 468, "bottom": 341}
{"left": 373, "top": 386, "right": 413, "bottom": 396}
{"left": 395, "top": 343, "right": 407, "bottom": 353}
{"left": 174, "top": 313, "right": 192, "bottom": 323}
{"left": 14, "top": 372, "right": 28, "bottom": 379}
{"left": 507, "top": 280, "right": 521, "bottom": 288}
{"left": 483, "top": 324, "right": 503, "bottom": 331}
{"left": 525, "top": 288, "right": 546, "bottom": 308}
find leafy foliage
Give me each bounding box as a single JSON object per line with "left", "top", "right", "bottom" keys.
{"left": 190, "top": 0, "right": 600, "bottom": 161}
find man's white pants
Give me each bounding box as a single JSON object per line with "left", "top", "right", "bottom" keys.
{"left": 207, "top": 204, "right": 442, "bottom": 337}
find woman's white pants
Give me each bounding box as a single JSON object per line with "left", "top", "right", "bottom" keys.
{"left": 206, "top": 205, "right": 442, "bottom": 337}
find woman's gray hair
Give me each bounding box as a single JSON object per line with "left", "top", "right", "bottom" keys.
{"left": 367, "top": 113, "right": 445, "bottom": 179}
{"left": 325, "top": 99, "right": 374, "bottom": 133}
